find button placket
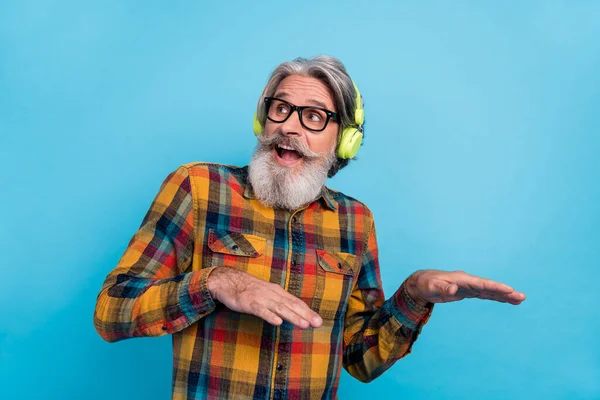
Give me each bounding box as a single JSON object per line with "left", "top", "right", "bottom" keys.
{"left": 287, "top": 211, "right": 303, "bottom": 296}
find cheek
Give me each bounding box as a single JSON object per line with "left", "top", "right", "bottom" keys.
{"left": 263, "top": 120, "right": 278, "bottom": 137}
{"left": 308, "top": 130, "right": 338, "bottom": 154}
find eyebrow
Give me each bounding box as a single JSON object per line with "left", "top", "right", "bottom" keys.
{"left": 274, "top": 91, "right": 331, "bottom": 110}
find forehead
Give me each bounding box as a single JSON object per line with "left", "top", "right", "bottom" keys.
{"left": 274, "top": 75, "right": 335, "bottom": 110}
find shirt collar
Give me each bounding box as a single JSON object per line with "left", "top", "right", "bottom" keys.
{"left": 242, "top": 170, "right": 338, "bottom": 211}
{"left": 319, "top": 186, "right": 338, "bottom": 211}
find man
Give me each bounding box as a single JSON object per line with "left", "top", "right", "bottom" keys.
{"left": 93, "top": 55, "right": 526, "bottom": 399}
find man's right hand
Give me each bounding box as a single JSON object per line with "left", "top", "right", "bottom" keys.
{"left": 206, "top": 266, "right": 323, "bottom": 329}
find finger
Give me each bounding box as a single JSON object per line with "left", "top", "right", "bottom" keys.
{"left": 456, "top": 287, "right": 502, "bottom": 301}
{"left": 253, "top": 306, "right": 283, "bottom": 326}
{"left": 286, "top": 298, "right": 323, "bottom": 328}
{"left": 456, "top": 287, "right": 526, "bottom": 304}
{"left": 454, "top": 274, "right": 514, "bottom": 295}
{"left": 480, "top": 279, "right": 514, "bottom": 294}
{"left": 454, "top": 287, "right": 480, "bottom": 299}
{"left": 487, "top": 290, "right": 526, "bottom": 303}
{"left": 267, "top": 299, "right": 311, "bottom": 329}
{"left": 504, "top": 291, "right": 527, "bottom": 304}
{"left": 270, "top": 284, "right": 323, "bottom": 327}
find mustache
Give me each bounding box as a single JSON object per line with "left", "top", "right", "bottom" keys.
{"left": 256, "top": 130, "right": 321, "bottom": 160}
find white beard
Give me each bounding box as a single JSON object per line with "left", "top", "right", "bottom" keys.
{"left": 248, "top": 136, "right": 336, "bottom": 211}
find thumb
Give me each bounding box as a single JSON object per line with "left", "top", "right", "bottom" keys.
{"left": 437, "top": 282, "right": 459, "bottom": 302}
{"left": 445, "top": 283, "right": 459, "bottom": 296}
{"left": 429, "top": 280, "right": 460, "bottom": 303}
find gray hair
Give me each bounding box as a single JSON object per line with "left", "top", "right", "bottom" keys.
{"left": 256, "top": 55, "right": 360, "bottom": 177}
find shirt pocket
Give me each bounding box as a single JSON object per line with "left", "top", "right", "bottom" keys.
{"left": 207, "top": 229, "right": 268, "bottom": 281}
{"left": 311, "top": 249, "right": 357, "bottom": 320}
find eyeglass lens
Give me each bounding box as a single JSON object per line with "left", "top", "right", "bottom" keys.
{"left": 267, "top": 99, "right": 329, "bottom": 131}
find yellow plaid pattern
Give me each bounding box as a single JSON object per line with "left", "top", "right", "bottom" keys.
{"left": 93, "top": 162, "right": 433, "bottom": 399}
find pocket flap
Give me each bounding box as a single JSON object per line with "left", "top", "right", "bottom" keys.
{"left": 316, "top": 249, "right": 356, "bottom": 276}
{"left": 208, "top": 229, "right": 266, "bottom": 257}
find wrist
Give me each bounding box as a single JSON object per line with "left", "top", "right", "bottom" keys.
{"left": 206, "top": 267, "right": 224, "bottom": 301}
{"left": 405, "top": 272, "right": 430, "bottom": 307}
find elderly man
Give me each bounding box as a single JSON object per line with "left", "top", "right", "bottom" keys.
{"left": 93, "top": 55, "right": 526, "bottom": 399}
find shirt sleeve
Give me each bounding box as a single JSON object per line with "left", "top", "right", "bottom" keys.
{"left": 93, "top": 165, "right": 216, "bottom": 343}
{"left": 342, "top": 216, "right": 433, "bottom": 382}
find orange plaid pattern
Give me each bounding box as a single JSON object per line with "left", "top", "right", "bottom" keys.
{"left": 93, "top": 162, "right": 433, "bottom": 399}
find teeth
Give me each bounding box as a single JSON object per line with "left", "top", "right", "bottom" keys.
{"left": 278, "top": 144, "right": 294, "bottom": 151}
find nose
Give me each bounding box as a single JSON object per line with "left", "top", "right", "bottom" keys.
{"left": 279, "top": 109, "right": 303, "bottom": 137}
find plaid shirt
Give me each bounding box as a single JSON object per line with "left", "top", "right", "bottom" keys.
{"left": 94, "top": 162, "right": 433, "bottom": 400}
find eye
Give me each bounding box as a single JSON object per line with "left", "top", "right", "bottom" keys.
{"left": 274, "top": 101, "right": 290, "bottom": 114}
{"left": 306, "top": 110, "right": 323, "bottom": 122}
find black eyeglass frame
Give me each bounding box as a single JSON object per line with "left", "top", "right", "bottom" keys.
{"left": 263, "top": 97, "right": 339, "bottom": 132}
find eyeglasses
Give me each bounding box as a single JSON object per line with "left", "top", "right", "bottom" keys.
{"left": 264, "top": 97, "right": 338, "bottom": 132}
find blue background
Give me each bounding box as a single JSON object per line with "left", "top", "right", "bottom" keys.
{"left": 1, "top": 1, "right": 599, "bottom": 399}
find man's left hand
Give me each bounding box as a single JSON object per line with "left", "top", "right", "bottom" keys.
{"left": 405, "top": 269, "right": 526, "bottom": 307}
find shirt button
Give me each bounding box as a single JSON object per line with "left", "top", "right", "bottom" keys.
{"left": 276, "top": 364, "right": 284, "bottom": 372}
{"left": 291, "top": 259, "right": 296, "bottom": 266}
{"left": 161, "top": 326, "right": 167, "bottom": 331}
{"left": 292, "top": 216, "right": 297, "bottom": 223}
{"left": 231, "top": 245, "right": 239, "bottom": 251}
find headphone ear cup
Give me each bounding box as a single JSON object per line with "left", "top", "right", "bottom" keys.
{"left": 337, "top": 127, "right": 363, "bottom": 159}
{"left": 253, "top": 113, "right": 263, "bottom": 136}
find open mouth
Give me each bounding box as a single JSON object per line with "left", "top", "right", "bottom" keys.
{"left": 275, "top": 144, "right": 302, "bottom": 161}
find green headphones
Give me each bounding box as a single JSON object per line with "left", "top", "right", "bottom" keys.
{"left": 253, "top": 80, "right": 365, "bottom": 159}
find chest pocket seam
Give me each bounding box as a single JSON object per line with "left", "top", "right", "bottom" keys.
{"left": 313, "top": 250, "right": 358, "bottom": 320}
{"left": 316, "top": 249, "right": 357, "bottom": 276}
{"left": 207, "top": 229, "right": 266, "bottom": 257}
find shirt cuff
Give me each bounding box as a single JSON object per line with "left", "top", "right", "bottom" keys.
{"left": 178, "top": 267, "right": 217, "bottom": 323}
{"left": 389, "top": 281, "right": 433, "bottom": 330}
